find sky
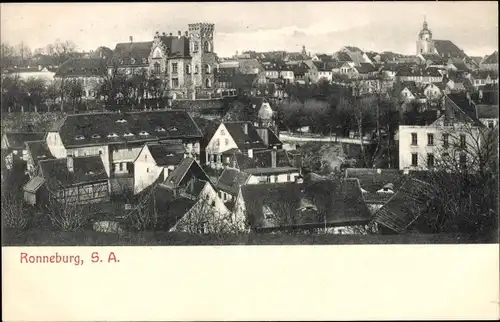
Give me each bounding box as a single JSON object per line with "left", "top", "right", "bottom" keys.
{"left": 1, "top": 2, "right": 498, "bottom": 57}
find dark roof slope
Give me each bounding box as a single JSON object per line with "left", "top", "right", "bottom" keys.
{"left": 25, "top": 140, "right": 55, "bottom": 166}
{"left": 476, "top": 105, "right": 499, "bottom": 119}
{"left": 373, "top": 178, "right": 436, "bottom": 233}
{"left": 482, "top": 51, "right": 498, "bottom": 64}
{"left": 241, "top": 179, "right": 372, "bottom": 230}
{"left": 228, "top": 151, "right": 257, "bottom": 171}
{"left": 39, "top": 156, "right": 108, "bottom": 189}
{"left": 55, "top": 110, "right": 203, "bottom": 147}
{"left": 111, "top": 41, "right": 153, "bottom": 66}
{"left": 153, "top": 184, "right": 197, "bottom": 230}
{"left": 148, "top": 144, "right": 185, "bottom": 166}
{"left": 216, "top": 168, "right": 250, "bottom": 195}
{"left": 159, "top": 35, "right": 190, "bottom": 58}
{"left": 224, "top": 122, "right": 266, "bottom": 150}
{"left": 345, "top": 168, "right": 406, "bottom": 204}
{"left": 2, "top": 132, "right": 46, "bottom": 150}
{"left": 55, "top": 58, "right": 107, "bottom": 77}
{"left": 433, "top": 40, "right": 467, "bottom": 59}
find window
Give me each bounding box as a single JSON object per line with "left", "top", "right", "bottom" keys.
{"left": 146, "top": 168, "right": 149, "bottom": 173}
{"left": 215, "top": 138, "right": 220, "bottom": 146}
{"left": 224, "top": 138, "right": 229, "bottom": 146}
{"left": 287, "top": 174, "right": 291, "bottom": 182}
{"left": 488, "top": 121, "right": 494, "bottom": 129}
{"left": 427, "top": 153, "right": 434, "bottom": 168}
{"left": 115, "top": 119, "right": 127, "bottom": 124}
{"left": 195, "top": 65, "right": 199, "bottom": 74}
{"left": 460, "top": 134, "right": 466, "bottom": 149}
{"left": 205, "top": 78, "right": 211, "bottom": 88}
{"left": 411, "top": 153, "right": 418, "bottom": 166}
{"left": 427, "top": 133, "right": 434, "bottom": 146}
{"left": 154, "top": 62, "right": 160, "bottom": 75}
{"left": 131, "top": 58, "right": 136, "bottom": 64}
{"left": 205, "top": 64, "right": 211, "bottom": 74}
{"left": 172, "top": 78, "right": 179, "bottom": 88}
{"left": 172, "top": 63, "right": 178, "bottom": 75}
{"left": 221, "top": 129, "right": 225, "bottom": 136}
{"left": 156, "top": 126, "right": 166, "bottom": 132}
{"left": 204, "top": 41, "right": 211, "bottom": 53}
{"left": 123, "top": 132, "right": 134, "bottom": 137}
{"left": 145, "top": 154, "right": 147, "bottom": 161}
{"left": 99, "top": 150, "right": 103, "bottom": 155}
{"left": 459, "top": 153, "right": 467, "bottom": 168}
{"left": 139, "top": 131, "right": 149, "bottom": 136}
{"left": 186, "top": 64, "right": 191, "bottom": 74}
{"left": 119, "top": 163, "right": 123, "bottom": 171}
{"left": 75, "top": 135, "right": 85, "bottom": 140}
{"left": 193, "top": 42, "right": 199, "bottom": 52}
{"left": 411, "top": 133, "right": 418, "bottom": 145}
{"left": 442, "top": 133, "right": 449, "bottom": 148}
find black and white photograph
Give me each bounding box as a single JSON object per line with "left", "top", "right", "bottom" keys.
{"left": 1, "top": 2, "right": 498, "bottom": 247}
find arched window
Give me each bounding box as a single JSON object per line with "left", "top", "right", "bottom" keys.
{"left": 186, "top": 64, "right": 191, "bottom": 74}
{"left": 204, "top": 41, "right": 211, "bottom": 53}
{"left": 154, "top": 62, "right": 160, "bottom": 75}
{"left": 205, "top": 64, "right": 211, "bottom": 74}
{"left": 195, "top": 65, "right": 199, "bottom": 74}
{"left": 205, "top": 78, "right": 211, "bottom": 88}
{"left": 193, "top": 42, "right": 199, "bottom": 52}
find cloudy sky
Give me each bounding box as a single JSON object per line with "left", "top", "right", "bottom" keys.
{"left": 1, "top": 2, "right": 497, "bottom": 57}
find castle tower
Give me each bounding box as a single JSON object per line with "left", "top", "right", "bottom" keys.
{"left": 188, "top": 23, "right": 217, "bottom": 98}
{"left": 416, "top": 17, "right": 435, "bottom": 55}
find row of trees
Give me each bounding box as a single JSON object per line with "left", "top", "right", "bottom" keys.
{"left": 1, "top": 40, "right": 79, "bottom": 68}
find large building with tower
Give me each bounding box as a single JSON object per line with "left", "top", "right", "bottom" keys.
{"left": 110, "top": 22, "right": 218, "bottom": 100}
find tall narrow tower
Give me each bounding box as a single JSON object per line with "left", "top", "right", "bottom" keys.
{"left": 188, "top": 23, "right": 217, "bottom": 98}
{"left": 416, "top": 17, "right": 435, "bottom": 55}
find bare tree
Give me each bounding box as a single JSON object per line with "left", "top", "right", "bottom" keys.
{"left": 1, "top": 194, "right": 29, "bottom": 230}
{"left": 24, "top": 77, "right": 47, "bottom": 113}
{"left": 44, "top": 189, "right": 97, "bottom": 232}
{"left": 125, "top": 184, "right": 159, "bottom": 231}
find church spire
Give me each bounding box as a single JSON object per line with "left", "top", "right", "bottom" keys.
{"left": 423, "top": 15, "right": 428, "bottom": 29}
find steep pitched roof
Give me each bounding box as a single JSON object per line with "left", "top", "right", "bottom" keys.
{"left": 433, "top": 40, "right": 467, "bottom": 59}
{"left": 224, "top": 122, "right": 266, "bottom": 150}
{"left": 445, "top": 93, "right": 484, "bottom": 126}
{"left": 228, "top": 151, "right": 256, "bottom": 171}
{"left": 345, "top": 168, "right": 406, "bottom": 204}
{"left": 373, "top": 178, "right": 436, "bottom": 233}
{"left": 55, "top": 58, "right": 107, "bottom": 77}
{"left": 216, "top": 168, "right": 250, "bottom": 195}
{"left": 153, "top": 184, "right": 197, "bottom": 230}
{"left": 2, "top": 132, "right": 46, "bottom": 150}
{"left": 158, "top": 35, "right": 190, "bottom": 58}
{"left": 147, "top": 143, "right": 185, "bottom": 166}
{"left": 164, "top": 158, "right": 196, "bottom": 188}
{"left": 39, "top": 156, "right": 108, "bottom": 190}
{"left": 241, "top": 179, "right": 372, "bottom": 230}
{"left": 252, "top": 149, "right": 293, "bottom": 168}
{"left": 354, "top": 63, "right": 376, "bottom": 74}
{"left": 482, "top": 51, "right": 498, "bottom": 64}
{"left": 111, "top": 41, "right": 153, "bottom": 66}
{"left": 55, "top": 110, "right": 203, "bottom": 148}
{"left": 25, "top": 140, "right": 55, "bottom": 167}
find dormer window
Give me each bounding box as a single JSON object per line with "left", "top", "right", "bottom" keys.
{"left": 123, "top": 132, "right": 135, "bottom": 137}
{"left": 131, "top": 58, "right": 136, "bottom": 64}
{"left": 263, "top": 205, "right": 274, "bottom": 220}
{"left": 139, "top": 131, "right": 150, "bottom": 136}
{"left": 155, "top": 126, "right": 166, "bottom": 132}
{"left": 75, "top": 135, "right": 85, "bottom": 140}
{"left": 115, "top": 119, "right": 127, "bottom": 123}
{"left": 168, "top": 126, "right": 178, "bottom": 131}
{"left": 142, "top": 58, "right": 147, "bottom": 64}
{"left": 68, "top": 68, "right": 74, "bottom": 73}
{"left": 91, "top": 134, "right": 101, "bottom": 139}
{"left": 107, "top": 133, "right": 119, "bottom": 138}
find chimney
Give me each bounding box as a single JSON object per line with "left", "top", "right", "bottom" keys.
{"left": 177, "top": 30, "right": 181, "bottom": 38}
{"left": 242, "top": 123, "right": 248, "bottom": 135}
{"left": 185, "top": 31, "right": 189, "bottom": 37}
{"left": 247, "top": 149, "right": 253, "bottom": 159}
{"left": 169, "top": 32, "right": 173, "bottom": 36}
{"left": 162, "top": 32, "right": 166, "bottom": 36}
{"left": 271, "top": 149, "right": 277, "bottom": 168}
{"left": 129, "top": 36, "right": 133, "bottom": 43}
{"left": 295, "top": 175, "right": 304, "bottom": 183}
{"left": 67, "top": 154, "right": 74, "bottom": 172}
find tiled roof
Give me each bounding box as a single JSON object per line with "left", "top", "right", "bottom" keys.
{"left": 111, "top": 41, "right": 153, "bottom": 66}
{"left": 25, "top": 140, "right": 55, "bottom": 167}
{"left": 241, "top": 179, "right": 372, "bottom": 230}
{"left": 54, "top": 110, "right": 203, "bottom": 148}
{"left": 252, "top": 149, "right": 293, "bottom": 168}
{"left": 476, "top": 105, "right": 499, "bottom": 119}
{"left": 215, "top": 168, "right": 249, "bottom": 195}
{"left": 445, "top": 93, "right": 484, "bottom": 126}
{"left": 164, "top": 158, "right": 196, "bottom": 188}
{"left": 482, "top": 51, "right": 498, "bottom": 64}
{"left": 54, "top": 58, "right": 107, "bottom": 77}
{"left": 148, "top": 143, "right": 186, "bottom": 166}
{"left": 2, "top": 132, "right": 45, "bottom": 150}
{"left": 334, "top": 51, "right": 353, "bottom": 62}
{"left": 354, "top": 63, "right": 376, "bottom": 74}
{"left": 39, "top": 156, "right": 108, "bottom": 190}
{"left": 153, "top": 183, "right": 197, "bottom": 230}
{"left": 373, "top": 178, "right": 435, "bottom": 233}
{"left": 470, "top": 69, "right": 499, "bottom": 80}
{"left": 229, "top": 151, "right": 257, "bottom": 171}
{"left": 345, "top": 168, "right": 406, "bottom": 204}
{"left": 244, "top": 167, "right": 299, "bottom": 175}
{"left": 448, "top": 58, "right": 469, "bottom": 71}
{"left": 158, "top": 35, "right": 190, "bottom": 58}
{"left": 433, "top": 40, "right": 467, "bottom": 59}
{"left": 224, "top": 122, "right": 266, "bottom": 150}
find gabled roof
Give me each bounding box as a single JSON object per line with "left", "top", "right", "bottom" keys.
{"left": 345, "top": 168, "right": 406, "bottom": 204}
{"left": 55, "top": 58, "right": 107, "bottom": 77}
{"left": 147, "top": 143, "right": 185, "bottom": 166}
{"left": 25, "top": 140, "right": 55, "bottom": 166}
{"left": 253, "top": 149, "right": 293, "bottom": 168}
{"left": 224, "top": 122, "right": 266, "bottom": 150}
{"left": 39, "top": 156, "right": 108, "bottom": 190}
{"left": 153, "top": 183, "right": 197, "bottom": 230}
{"left": 481, "top": 51, "right": 498, "bottom": 64}
{"left": 216, "top": 168, "right": 250, "bottom": 195}
{"left": 111, "top": 41, "right": 153, "bottom": 66}
{"left": 373, "top": 178, "right": 435, "bottom": 233}
{"left": 445, "top": 93, "right": 484, "bottom": 126}
{"left": 333, "top": 51, "right": 353, "bottom": 62}
{"left": 228, "top": 151, "right": 257, "bottom": 171}
{"left": 433, "top": 40, "right": 467, "bottom": 59}
{"left": 2, "top": 132, "right": 46, "bottom": 150}
{"left": 163, "top": 157, "right": 211, "bottom": 189}
{"left": 54, "top": 110, "right": 203, "bottom": 148}
{"left": 158, "top": 35, "right": 190, "bottom": 58}
{"left": 241, "top": 179, "right": 372, "bottom": 230}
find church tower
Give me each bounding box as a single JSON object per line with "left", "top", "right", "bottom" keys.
{"left": 416, "top": 17, "right": 435, "bottom": 55}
